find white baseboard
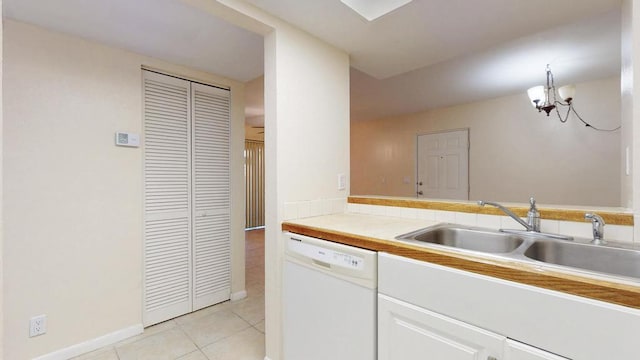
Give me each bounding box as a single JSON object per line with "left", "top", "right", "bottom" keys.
{"left": 33, "top": 324, "right": 143, "bottom": 360}
{"left": 230, "top": 290, "right": 248, "bottom": 301}
{"left": 264, "top": 357, "right": 272, "bottom": 360}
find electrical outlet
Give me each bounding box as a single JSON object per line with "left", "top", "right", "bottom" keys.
{"left": 29, "top": 315, "right": 47, "bottom": 337}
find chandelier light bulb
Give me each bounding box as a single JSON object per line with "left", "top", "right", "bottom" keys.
{"left": 558, "top": 84, "right": 576, "bottom": 103}
{"left": 527, "top": 86, "right": 545, "bottom": 108}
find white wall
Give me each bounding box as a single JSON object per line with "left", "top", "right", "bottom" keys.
{"left": 267, "top": 24, "right": 350, "bottom": 360}
{"left": 2, "top": 20, "right": 245, "bottom": 359}
{"left": 248, "top": 13, "right": 350, "bottom": 360}
{"left": 0, "top": 1, "right": 4, "bottom": 357}
{"left": 184, "top": 3, "right": 351, "bottom": 360}
{"left": 622, "top": 0, "right": 634, "bottom": 209}
{"left": 621, "top": 0, "right": 640, "bottom": 246}
{"left": 352, "top": 77, "right": 621, "bottom": 207}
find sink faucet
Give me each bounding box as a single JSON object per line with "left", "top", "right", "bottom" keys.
{"left": 477, "top": 197, "right": 540, "bottom": 232}
{"left": 585, "top": 213, "right": 606, "bottom": 245}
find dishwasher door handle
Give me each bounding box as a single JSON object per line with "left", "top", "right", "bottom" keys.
{"left": 312, "top": 259, "right": 331, "bottom": 269}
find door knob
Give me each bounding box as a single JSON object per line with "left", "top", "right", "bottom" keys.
{"left": 417, "top": 181, "right": 423, "bottom": 186}
{"left": 417, "top": 191, "right": 423, "bottom": 195}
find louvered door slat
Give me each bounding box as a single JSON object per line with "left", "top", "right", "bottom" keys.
{"left": 143, "top": 71, "right": 192, "bottom": 326}
{"left": 192, "top": 83, "right": 231, "bottom": 310}
{"left": 194, "top": 214, "right": 230, "bottom": 305}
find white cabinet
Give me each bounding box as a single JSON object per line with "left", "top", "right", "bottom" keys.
{"left": 378, "top": 252, "right": 640, "bottom": 359}
{"left": 506, "top": 340, "right": 568, "bottom": 360}
{"left": 379, "top": 294, "right": 567, "bottom": 360}
{"left": 379, "top": 294, "right": 504, "bottom": 360}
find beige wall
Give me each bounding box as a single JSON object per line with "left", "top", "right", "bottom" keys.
{"left": 352, "top": 76, "right": 621, "bottom": 207}
{"left": 3, "top": 20, "right": 245, "bottom": 359}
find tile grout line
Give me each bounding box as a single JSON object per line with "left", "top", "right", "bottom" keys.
{"left": 176, "top": 309, "right": 255, "bottom": 353}
{"left": 250, "top": 323, "right": 265, "bottom": 335}
{"left": 176, "top": 350, "right": 211, "bottom": 360}
{"left": 174, "top": 322, "right": 202, "bottom": 352}
{"left": 231, "top": 309, "right": 264, "bottom": 329}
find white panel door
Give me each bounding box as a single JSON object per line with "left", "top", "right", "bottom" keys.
{"left": 417, "top": 129, "right": 469, "bottom": 200}
{"left": 143, "top": 71, "right": 192, "bottom": 326}
{"left": 379, "top": 294, "right": 505, "bottom": 360}
{"left": 191, "top": 83, "right": 231, "bottom": 310}
{"left": 506, "top": 340, "right": 570, "bottom": 360}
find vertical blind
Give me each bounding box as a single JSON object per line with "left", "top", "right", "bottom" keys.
{"left": 245, "top": 140, "right": 265, "bottom": 228}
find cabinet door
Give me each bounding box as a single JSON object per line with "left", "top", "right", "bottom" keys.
{"left": 506, "top": 340, "right": 569, "bottom": 360}
{"left": 379, "top": 294, "right": 505, "bottom": 360}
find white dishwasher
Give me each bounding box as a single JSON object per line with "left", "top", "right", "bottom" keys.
{"left": 283, "top": 232, "right": 377, "bottom": 360}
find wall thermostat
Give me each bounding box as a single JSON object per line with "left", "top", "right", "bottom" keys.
{"left": 115, "top": 132, "right": 140, "bottom": 147}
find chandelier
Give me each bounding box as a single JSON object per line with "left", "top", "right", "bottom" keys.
{"left": 526, "top": 65, "right": 619, "bottom": 132}
{"left": 527, "top": 65, "right": 576, "bottom": 119}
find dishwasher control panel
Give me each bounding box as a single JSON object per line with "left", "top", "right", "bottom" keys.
{"left": 289, "top": 237, "right": 364, "bottom": 270}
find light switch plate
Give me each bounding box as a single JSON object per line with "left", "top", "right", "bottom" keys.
{"left": 626, "top": 146, "right": 630, "bottom": 176}
{"left": 338, "top": 173, "right": 346, "bottom": 191}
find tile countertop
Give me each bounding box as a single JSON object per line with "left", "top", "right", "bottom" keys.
{"left": 348, "top": 196, "right": 634, "bottom": 225}
{"left": 281, "top": 213, "right": 640, "bottom": 310}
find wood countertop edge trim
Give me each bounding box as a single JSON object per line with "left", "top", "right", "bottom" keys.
{"left": 282, "top": 222, "right": 640, "bottom": 310}
{"left": 348, "top": 197, "right": 634, "bottom": 226}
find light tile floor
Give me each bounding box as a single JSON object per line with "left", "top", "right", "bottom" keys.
{"left": 73, "top": 229, "right": 265, "bottom": 360}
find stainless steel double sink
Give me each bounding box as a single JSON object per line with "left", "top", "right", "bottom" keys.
{"left": 396, "top": 223, "right": 640, "bottom": 281}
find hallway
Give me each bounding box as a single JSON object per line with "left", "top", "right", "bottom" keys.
{"left": 73, "top": 229, "right": 265, "bottom": 360}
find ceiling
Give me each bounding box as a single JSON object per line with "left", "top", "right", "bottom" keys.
{"left": 245, "top": 0, "right": 621, "bottom": 79}
{"left": 349, "top": 9, "right": 621, "bottom": 121}
{"left": 245, "top": 0, "right": 622, "bottom": 122}
{"left": 4, "top": 0, "right": 623, "bottom": 124}
{"left": 3, "top": 0, "right": 264, "bottom": 82}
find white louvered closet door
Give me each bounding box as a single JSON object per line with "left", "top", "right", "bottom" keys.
{"left": 143, "top": 71, "right": 231, "bottom": 326}
{"left": 191, "top": 83, "right": 231, "bottom": 310}
{"left": 143, "top": 71, "right": 193, "bottom": 326}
